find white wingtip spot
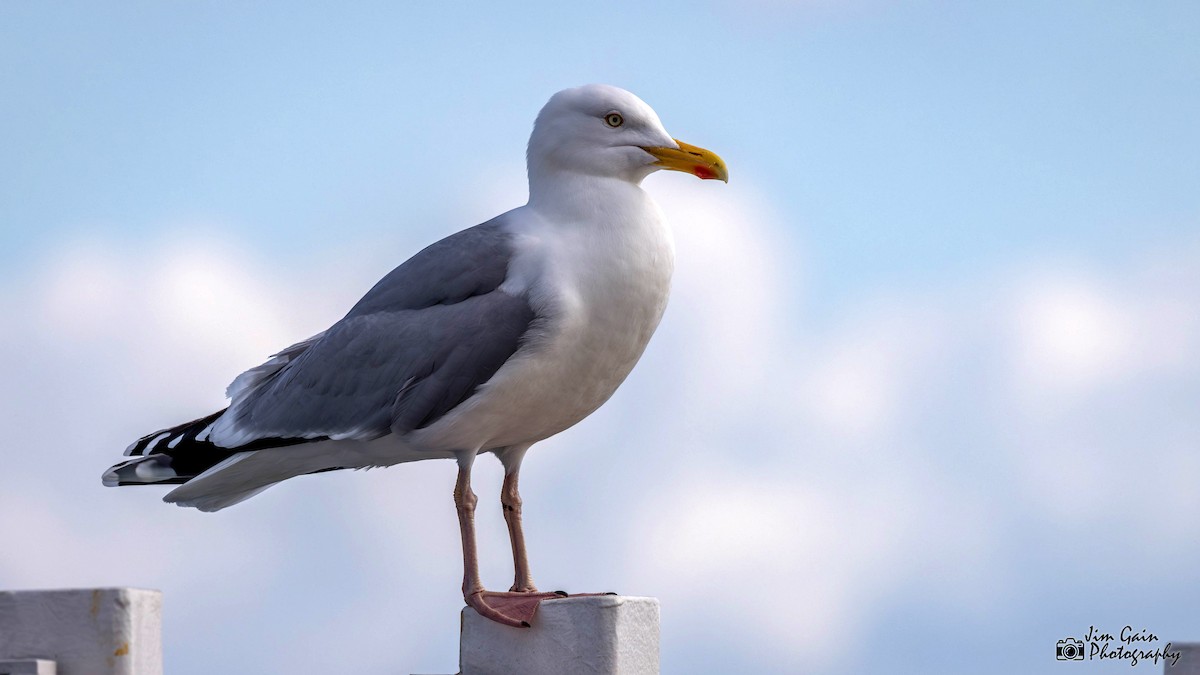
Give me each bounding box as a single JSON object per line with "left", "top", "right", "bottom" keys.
{"left": 134, "top": 458, "right": 178, "bottom": 481}
{"left": 144, "top": 431, "right": 170, "bottom": 452}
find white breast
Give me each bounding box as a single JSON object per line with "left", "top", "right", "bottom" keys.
{"left": 414, "top": 183, "right": 675, "bottom": 452}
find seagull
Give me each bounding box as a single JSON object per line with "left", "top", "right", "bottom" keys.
{"left": 102, "top": 84, "right": 727, "bottom": 627}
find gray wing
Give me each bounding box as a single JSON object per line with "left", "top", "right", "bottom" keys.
{"left": 209, "top": 217, "right": 536, "bottom": 447}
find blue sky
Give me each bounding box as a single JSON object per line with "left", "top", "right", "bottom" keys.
{"left": 2, "top": 2, "right": 1199, "bottom": 673}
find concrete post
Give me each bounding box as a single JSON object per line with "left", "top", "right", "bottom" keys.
{"left": 0, "top": 588, "right": 162, "bottom": 675}
{"left": 459, "top": 595, "right": 660, "bottom": 675}
{"left": 1167, "top": 643, "right": 1200, "bottom": 674}
{"left": 0, "top": 660, "right": 56, "bottom": 675}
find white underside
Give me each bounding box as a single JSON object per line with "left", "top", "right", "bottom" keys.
{"left": 170, "top": 176, "right": 675, "bottom": 510}
{"left": 161, "top": 441, "right": 445, "bottom": 511}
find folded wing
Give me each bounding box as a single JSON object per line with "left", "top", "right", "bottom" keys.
{"left": 207, "top": 217, "right": 536, "bottom": 448}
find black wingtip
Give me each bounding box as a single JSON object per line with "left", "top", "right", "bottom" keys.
{"left": 124, "top": 409, "right": 227, "bottom": 457}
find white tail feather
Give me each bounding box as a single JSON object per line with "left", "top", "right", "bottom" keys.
{"left": 162, "top": 440, "right": 351, "bottom": 512}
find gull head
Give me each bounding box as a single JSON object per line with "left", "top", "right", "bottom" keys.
{"left": 527, "top": 84, "right": 728, "bottom": 187}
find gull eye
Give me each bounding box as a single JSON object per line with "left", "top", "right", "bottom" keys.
{"left": 604, "top": 112, "right": 624, "bottom": 128}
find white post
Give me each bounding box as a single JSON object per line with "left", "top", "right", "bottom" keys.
{"left": 459, "top": 595, "right": 660, "bottom": 675}
{"left": 0, "top": 660, "right": 56, "bottom": 675}
{"left": 0, "top": 588, "right": 162, "bottom": 675}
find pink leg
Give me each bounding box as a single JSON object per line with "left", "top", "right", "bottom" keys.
{"left": 455, "top": 454, "right": 558, "bottom": 628}
{"left": 502, "top": 468, "right": 537, "bottom": 593}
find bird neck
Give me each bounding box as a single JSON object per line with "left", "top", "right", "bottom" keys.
{"left": 526, "top": 169, "right": 646, "bottom": 223}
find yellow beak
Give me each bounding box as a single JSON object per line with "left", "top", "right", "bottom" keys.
{"left": 641, "top": 139, "right": 729, "bottom": 183}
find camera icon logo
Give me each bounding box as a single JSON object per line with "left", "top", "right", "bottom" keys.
{"left": 1057, "top": 637, "right": 1085, "bottom": 661}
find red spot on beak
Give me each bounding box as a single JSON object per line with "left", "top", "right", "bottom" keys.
{"left": 692, "top": 165, "right": 716, "bottom": 180}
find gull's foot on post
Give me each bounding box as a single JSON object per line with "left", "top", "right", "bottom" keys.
{"left": 465, "top": 590, "right": 566, "bottom": 627}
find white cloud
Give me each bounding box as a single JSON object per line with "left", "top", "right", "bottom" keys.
{"left": 2, "top": 192, "right": 1199, "bottom": 674}
{"left": 1010, "top": 274, "right": 1137, "bottom": 393}
{"left": 1007, "top": 252, "right": 1200, "bottom": 398}
{"left": 0, "top": 231, "right": 369, "bottom": 672}
{"left": 632, "top": 470, "right": 911, "bottom": 669}
{"left": 649, "top": 178, "right": 799, "bottom": 417}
